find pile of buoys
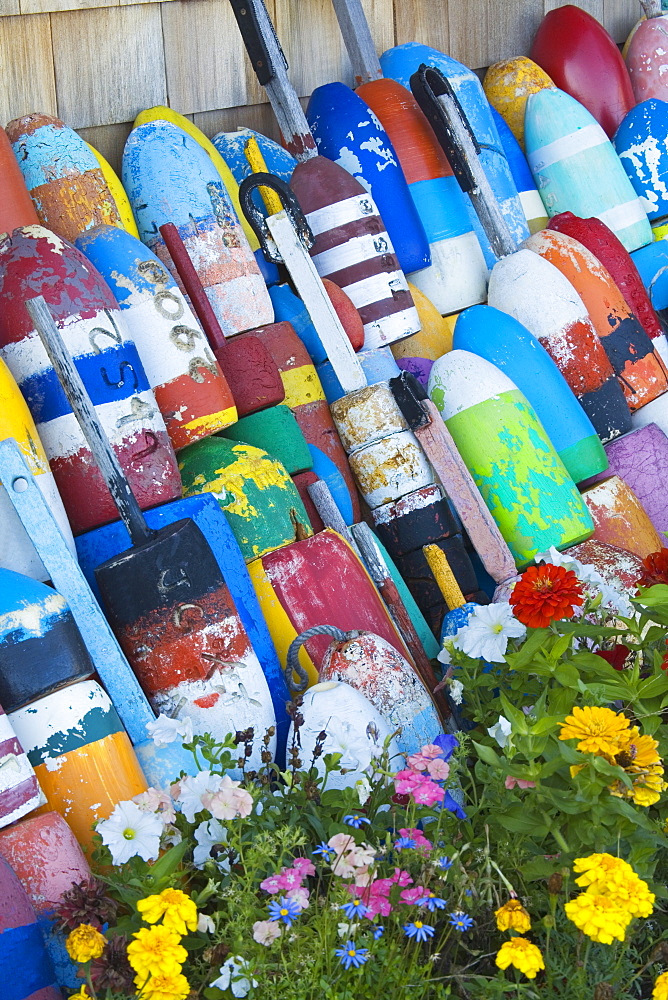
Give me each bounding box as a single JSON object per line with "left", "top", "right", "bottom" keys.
{"left": 4, "top": 2, "right": 668, "bottom": 991}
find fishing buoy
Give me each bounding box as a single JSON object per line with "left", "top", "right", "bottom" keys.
{"left": 390, "top": 283, "right": 454, "bottom": 387}
{"left": 549, "top": 210, "right": 668, "bottom": 362}
{"left": 85, "top": 141, "right": 140, "bottom": 238}
{"left": 340, "top": 77, "right": 489, "bottom": 314}
{"left": 179, "top": 436, "right": 311, "bottom": 561}
{"left": 0, "top": 570, "right": 93, "bottom": 712}
{"left": 9, "top": 680, "right": 147, "bottom": 849}
{"left": 76, "top": 224, "right": 237, "bottom": 450}
{"left": 566, "top": 537, "right": 646, "bottom": 594}
{"left": 247, "top": 528, "right": 409, "bottom": 686}
{"left": 428, "top": 350, "right": 594, "bottom": 566}
{"left": 319, "top": 631, "right": 440, "bottom": 756}
{"left": 454, "top": 304, "right": 607, "bottom": 483}
{"left": 525, "top": 87, "right": 652, "bottom": 252}
{"left": 614, "top": 99, "right": 668, "bottom": 240}
{"left": 122, "top": 120, "right": 273, "bottom": 337}
{"left": 379, "top": 42, "right": 530, "bottom": 261}
{"left": 0, "top": 811, "right": 90, "bottom": 989}
{"left": 0, "top": 854, "right": 60, "bottom": 1000}
{"left": 0, "top": 225, "right": 181, "bottom": 534}
{"left": 0, "top": 129, "right": 39, "bottom": 234}
{"left": 630, "top": 238, "right": 668, "bottom": 314}
{"left": 626, "top": 13, "right": 668, "bottom": 103}
{"left": 330, "top": 380, "right": 407, "bottom": 454}
{"left": 269, "top": 281, "right": 363, "bottom": 367}
{"left": 483, "top": 56, "right": 554, "bottom": 149}
{"left": 213, "top": 127, "right": 296, "bottom": 197}
{"left": 488, "top": 248, "right": 632, "bottom": 442}
{"left": 529, "top": 4, "right": 634, "bottom": 138}
{"left": 288, "top": 680, "right": 400, "bottom": 788}
{"left": 306, "top": 82, "right": 431, "bottom": 276}
{"left": 580, "top": 474, "right": 664, "bottom": 558}
{"left": 525, "top": 228, "right": 668, "bottom": 410}
{"left": 0, "top": 700, "right": 42, "bottom": 830}
{"left": 0, "top": 357, "right": 75, "bottom": 581}
{"left": 490, "top": 108, "right": 548, "bottom": 234}
{"left": 316, "top": 346, "right": 398, "bottom": 404}
{"left": 222, "top": 404, "right": 313, "bottom": 475}
{"left": 292, "top": 471, "right": 325, "bottom": 532}
{"left": 372, "top": 484, "right": 458, "bottom": 556}
{"left": 6, "top": 113, "right": 122, "bottom": 244}
{"left": 348, "top": 430, "right": 433, "bottom": 509}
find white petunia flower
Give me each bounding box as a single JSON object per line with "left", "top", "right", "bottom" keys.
{"left": 453, "top": 603, "right": 526, "bottom": 663}
{"left": 96, "top": 800, "right": 162, "bottom": 865}
{"left": 172, "top": 771, "right": 222, "bottom": 823}
{"left": 198, "top": 913, "right": 215, "bottom": 933}
{"left": 355, "top": 775, "right": 372, "bottom": 806}
{"left": 146, "top": 713, "right": 193, "bottom": 747}
{"left": 487, "top": 715, "right": 512, "bottom": 749}
{"left": 449, "top": 678, "right": 464, "bottom": 705}
{"left": 211, "top": 956, "right": 258, "bottom": 998}
{"left": 193, "top": 817, "right": 230, "bottom": 870}
{"left": 535, "top": 546, "right": 632, "bottom": 616}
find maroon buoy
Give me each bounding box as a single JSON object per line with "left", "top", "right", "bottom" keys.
{"left": 0, "top": 854, "right": 60, "bottom": 999}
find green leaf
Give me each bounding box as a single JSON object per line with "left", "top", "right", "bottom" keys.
{"left": 529, "top": 716, "right": 561, "bottom": 736}
{"left": 146, "top": 837, "right": 190, "bottom": 885}
{"left": 554, "top": 662, "right": 580, "bottom": 688}
{"left": 472, "top": 740, "right": 502, "bottom": 768}
{"left": 638, "top": 673, "right": 668, "bottom": 699}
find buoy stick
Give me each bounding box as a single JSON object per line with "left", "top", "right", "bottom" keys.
{"left": 330, "top": 0, "right": 383, "bottom": 85}
{"left": 244, "top": 136, "right": 284, "bottom": 215}
{"left": 306, "top": 479, "right": 361, "bottom": 554}
{"left": 423, "top": 543, "right": 466, "bottom": 611}
{"left": 159, "top": 222, "right": 227, "bottom": 352}
{"left": 640, "top": 0, "right": 662, "bottom": 18}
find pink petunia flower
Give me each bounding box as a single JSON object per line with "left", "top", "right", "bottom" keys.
{"left": 399, "top": 827, "right": 432, "bottom": 851}
{"left": 411, "top": 780, "right": 446, "bottom": 807}
{"left": 259, "top": 874, "right": 284, "bottom": 894}
{"left": 390, "top": 868, "right": 413, "bottom": 887}
{"left": 286, "top": 886, "right": 310, "bottom": 910}
{"left": 400, "top": 885, "right": 429, "bottom": 905}
{"left": 504, "top": 775, "right": 536, "bottom": 790}
{"left": 291, "top": 858, "right": 316, "bottom": 877}
{"left": 426, "top": 758, "right": 450, "bottom": 781}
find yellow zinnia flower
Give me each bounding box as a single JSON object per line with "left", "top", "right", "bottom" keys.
{"left": 495, "top": 937, "right": 545, "bottom": 979}
{"left": 573, "top": 853, "right": 633, "bottom": 889}
{"left": 65, "top": 924, "right": 106, "bottom": 963}
{"left": 631, "top": 765, "right": 666, "bottom": 807}
{"left": 137, "top": 887, "right": 198, "bottom": 936}
{"left": 564, "top": 892, "right": 631, "bottom": 944}
{"left": 617, "top": 729, "right": 662, "bottom": 770}
{"left": 68, "top": 988, "right": 90, "bottom": 1000}
{"left": 127, "top": 925, "right": 187, "bottom": 980}
{"left": 494, "top": 899, "right": 531, "bottom": 933}
{"left": 559, "top": 706, "right": 630, "bottom": 756}
{"left": 134, "top": 971, "right": 190, "bottom": 1000}
{"left": 573, "top": 853, "right": 655, "bottom": 919}
{"left": 653, "top": 971, "right": 668, "bottom": 1000}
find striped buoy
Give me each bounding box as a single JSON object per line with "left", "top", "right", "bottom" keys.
{"left": 454, "top": 304, "right": 607, "bottom": 484}
{"left": 580, "top": 474, "right": 664, "bottom": 558}
{"left": 0, "top": 700, "right": 42, "bottom": 830}
{"left": 428, "top": 350, "right": 594, "bottom": 567}
{"left": 122, "top": 120, "right": 273, "bottom": 337}
{"left": 269, "top": 280, "right": 363, "bottom": 366}
{"left": 6, "top": 113, "right": 122, "bottom": 244}
{"left": 0, "top": 854, "right": 60, "bottom": 1000}
{"left": 525, "top": 86, "right": 652, "bottom": 252}
{"left": 0, "top": 357, "right": 75, "bottom": 581}
{"left": 76, "top": 224, "right": 237, "bottom": 450}
{"left": 0, "top": 225, "right": 181, "bottom": 534}
{"left": 490, "top": 107, "right": 548, "bottom": 234}
{"left": 9, "top": 680, "right": 147, "bottom": 848}
{"left": 529, "top": 4, "right": 635, "bottom": 138}
{"left": 488, "top": 248, "right": 632, "bottom": 443}
{"left": 306, "top": 82, "right": 431, "bottom": 276}
{"left": 614, "top": 99, "right": 668, "bottom": 240}
{"left": 626, "top": 14, "right": 668, "bottom": 103}
{"left": 483, "top": 56, "right": 554, "bottom": 149}
{"left": 525, "top": 228, "right": 668, "bottom": 410}
{"left": 549, "top": 210, "right": 668, "bottom": 363}
{"left": 0, "top": 569, "right": 93, "bottom": 712}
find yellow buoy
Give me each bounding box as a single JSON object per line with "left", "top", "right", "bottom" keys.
{"left": 391, "top": 282, "right": 455, "bottom": 363}
{"left": 483, "top": 56, "right": 554, "bottom": 149}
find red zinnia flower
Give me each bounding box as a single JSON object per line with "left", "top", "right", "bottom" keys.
{"left": 595, "top": 645, "right": 631, "bottom": 671}
{"left": 636, "top": 548, "right": 668, "bottom": 589}
{"left": 509, "top": 563, "right": 584, "bottom": 628}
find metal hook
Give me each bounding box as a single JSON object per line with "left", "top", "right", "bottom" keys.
{"left": 239, "top": 171, "right": 315, "bottom": 263}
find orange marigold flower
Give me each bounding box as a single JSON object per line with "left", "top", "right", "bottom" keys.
{"left": 509, "top": 563, "right": 585, "bottom": 629}
{"left": 637, "top": 549, "right": 668, "bottom": 589}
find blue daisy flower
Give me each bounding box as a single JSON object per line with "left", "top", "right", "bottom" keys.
{"left": 339, "top": 898, "right": 369, "bottom": 920}
{"left": 343, "top": 814, "right": 370, "bottom": 829}
{"left": 404, "top": 921, "right": 435, "bottom": 942}
{"left": 267, "top": 896, "right": 301, "bottom": 928}
{"left": 335, "top": 942, "right": 369, "bottom": 970}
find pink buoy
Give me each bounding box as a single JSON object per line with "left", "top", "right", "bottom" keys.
{"left": 0, "top": 700, "right": 42, "bottom": 829}
{"left": 0, "top": 854, "right": 60, "bottom": 999}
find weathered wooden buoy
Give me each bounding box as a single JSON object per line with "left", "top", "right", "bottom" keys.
{"left": 335, "top": 77, "right": 488, "bottom": 314}
{"left": 0, "top": 569, "right": 93, "bottom": 712}
{"left": 322, "top": 278, "right": 366, "bottom": 352}
{"left": 0, "top": 854, "right": 60, "bottom": 1000}
{"left": 580, "top": 474, "right": 664, "bottom": 558}
{"left": 240, "top": 319, "right": 361, "bottom": 522}
{"left": 626, "top": 12, "right": 668, "bottom": 103}
{"left": 288, "top": 679, "right": 400, "bottom": 787}
{"left": 247, "top": 528, "right": 409, "bottom": 685}
{"left": 488, "top": 248, "right": 632, "bottom": 442}
{"left": 222, "top": 404, "right": 313, "bottom": 475}
{"left": 85, "top": 141, "right": 140, "bottom": 238}
{"left": 549, "top": 210, "right": 668, "bottom": 362}
{"left": 0, "top": 225, "right": 181, "bottom": 534}
{"left": 390, "top": 283, "right": 454, "bottom": 387}
{"left": 429, "top": 350, "right": 594, "bottom": 566}
{"left": 9, "top": 680, "right": 147, "bottom": 848}
{"left": 0, "top": 356, "right": 75, "bottom": 581}
{"left": 306, "top": 82, "right": 431, "bottom": 277}
{"left": 529, "top": 4, "right": 634, "bottom": 138}
{"left": 348, "top": 430, "right": 433, "bottom": 509}
{"left": 371, "top": 484, "right": 458, "bottom": 556}
{"left": 122, "top": 120, "right": 273, "bottom": 336}
{"left": 566, "top": 537, "right": 646, "bottom": 594}
{"left": 614, "top": 99, "right": 668, "bottom": 241}
{"left": 0, "top": 811, "right": 90, "bottom": 989}
{"left": 525, "top": 228, "right": 668, "bottom": 410}
{"left": 179, "top": 436, "right": 311, "bottom": 561}
{"left": 319, "top": 630, "right": 440, "bottom": 756}
{"left": 525, "top": 87, "right": 652, "bottom": 252}
{"left": 0, "top": 699, "right": 42, "bottom": 830}
{"left": 318, "top": 347, "right": 399, "bottom": 405}
{"left": 454, "top": 304, "right": 608, "bottom": 483}
{"left": 0, "top": 128, "right": 39, "bottom": 234}
{"left": 330, "top": 380, "right": 407, "bottom": 453}
{"left": 380, "top": 42, "right": 530, "bottom": 261}
{"left": 483, "top": 56, "right": 554, "bottom": 149}
{"left": 6, "top": 113, "right": 122, "bottom": 244}
{"left": 76, "top": 224, "right": 238, "bottom": 450}
{"left": 490, "top": 107, "right": 548, "bottom": 234}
